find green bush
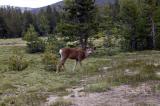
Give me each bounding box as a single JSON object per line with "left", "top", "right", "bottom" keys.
{"left": 23, "top": 24, "right": 46, "bottom": 53}
{"left": 27, "top": 39, "right": 46, "bottom": 53}
{"left": 47, "top": 35, "right": 66, "bottom": 55}
{"left": 42, "top": 51, "right": 58, "bottom": 71}
{"left": 66, "top": 41, "right": 78, "bottom": 47}
{"left": 23, "top": 24, "right": 38, "bottom": 42}
{"left": 8, "top": 52, "right": 29, "bottom": 71}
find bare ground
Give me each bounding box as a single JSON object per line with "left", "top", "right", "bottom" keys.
{"left": 45, "top": 82, "right": 160, "bottom": 106}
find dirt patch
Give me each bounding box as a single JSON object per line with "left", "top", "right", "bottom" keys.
{"left": 0, "top": 43, "right": 26, "bottom": 46}
{"left": 45, "top": 83, "right": 160, "bottom": 106}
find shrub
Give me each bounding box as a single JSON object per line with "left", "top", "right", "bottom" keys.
{"left": 8, "top": 51, "right": 29, "bottom": 71}
{"left": 42, "top": 51, "right": 58, "bottom": 71}
{"left": 47, "top": 35, "right": 66, "bottom": 55}
{"left": 26, "top": 39, "right": 46, "bottom": 53}
{"left": 23, "top": 24, "right": 38, "bottom": 42}
{"left": 23, "top": 24, "right": 46, "bottom": 53}
{"left": 66, "top": 41, "right": 78, "bottom": 47}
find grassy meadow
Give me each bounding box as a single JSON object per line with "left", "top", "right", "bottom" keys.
{"left": 0, "top": 38, "right": 160, "bottom": 106}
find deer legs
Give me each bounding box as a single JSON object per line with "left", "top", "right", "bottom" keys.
{"left": 72, "top": 61, "right": 78, "bottom": 72}
{"left": 72, "top": 60, "right": 82, "bottom": 71}
{"left": 57, "top": 58, "right": 67, "bottom": 73}
{"left": 57, "top": 55, "right": 84, "bottom": 72}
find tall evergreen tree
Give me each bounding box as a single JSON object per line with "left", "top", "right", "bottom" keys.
{"left": 0, "top": 16, "right": 8, "bottom": 38}
{"left": 39, "top": 14, "right": 50, "bottom": 36}
{"left": 120, "top": 0, "right": 139, "bottom": 50}
{"left": 57, "top": 0, "right": 97, "bottom": 48}
{"left": 144, "top": 0, "right": 157, "bottom": 49}
{"left": 46, "top": 6, "right": 57, "bottom": 33}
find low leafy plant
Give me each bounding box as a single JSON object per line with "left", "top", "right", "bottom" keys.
{"left": 47, "top": 35, "right": 66, "bottom": 55}
{"left": 66, "top": 41, "right": 78, "bottom": 47}
{"left": 8, "top": 50, "right": 29, "bottom": 71}
{"left": 0, "top": 93, "right": 47, "bottom": 106}
{"left": 27, "top": 39, "right": 46, "bottom": 53}
{"left": 23, "top": 24, "right": 46, "bottom": 53}
{"left": 42, "top": 51, "right": 58, "bottom": 71}
{"left": 23, "top": 24, "right": 38, "bottom": 42}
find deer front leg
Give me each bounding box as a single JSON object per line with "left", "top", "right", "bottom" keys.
{"left": 79, "top": 61, "right": 82, "bottom": 67}
{"left": 72, "top": 60, "right": 78, "bottom": 72}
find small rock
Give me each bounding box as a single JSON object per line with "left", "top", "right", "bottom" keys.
{"left": 78, "top": 92, "right": 86, "bottom": 97}
{"left": 154, "top": 63, "right": 159, "bottom": 67}
{"left": 70, "top": 94, "right": 75, "bottom": 97}
{"left": 66, "top": 88, "right": 73, "bottom": 92}
{"left": 103, "top": 67, "right": 110, "bottom": 70}
{"left": 156, "top": 72, "right": 160, "bottom": 76}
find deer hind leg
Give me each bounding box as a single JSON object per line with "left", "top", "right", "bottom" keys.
{"left": 57, "top": 50, "right": 67, "bottom": 72}
{"left": 57, "top": 58, "right": 67, "bottom": 73}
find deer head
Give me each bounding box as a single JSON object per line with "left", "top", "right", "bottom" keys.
{"left": 85, "top": 47, "right": 96, "bottom": 57}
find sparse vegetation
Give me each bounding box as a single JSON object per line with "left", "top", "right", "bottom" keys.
{"left": 85, "top": 82, "right": 111, "bottom": 92}
{"left": 0, "top": 42, "right": 160, "bottom": 105}
{"left": 0, "top": 0, "right": 160, "bottom": 105}
{"left": 0, "top": 93, "right": 47, "bottom": 106}
{"left": 42, "top": 51, "right": 58, "bottom": 71}
{"left": 8, "top": 49, "right": 29, "bottom": 71}
{"left": 50, "top": 98, "right": 73, "bottom": 106}
{"left": 26, "top": 39, "right": 46, "bottom": 53}
{"left": 23, "top": 24, "right": 46, "bottom": 53}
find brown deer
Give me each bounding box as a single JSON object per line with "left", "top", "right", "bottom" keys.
{"left": 57, "top": 47, "right": 95, "bottom": 72}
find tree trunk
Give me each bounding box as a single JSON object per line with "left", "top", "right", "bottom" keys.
{"left": 151, "top": 16, "right": 156, "bottom": 49}
{"left": 130, "top": 26, "right": 137, "bottom": 51}
{"left": 79, "top": 35, "right": 88, "bottom": 49}
{"left": 130, "top": 36, "right": 136, "bottom": 50}
{"left": 80, "top": 37, "right": 86, "bottom": 49}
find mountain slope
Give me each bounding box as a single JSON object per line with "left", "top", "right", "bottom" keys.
{"left": 31, "top": 0, "right": 117, "bottom": 13}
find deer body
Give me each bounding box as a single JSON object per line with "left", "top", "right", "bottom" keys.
{"left": 57, "top": 47, "right": 94, "bottom": 72}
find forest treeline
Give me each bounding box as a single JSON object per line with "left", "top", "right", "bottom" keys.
{"left": 0, "top": 0, "right": 160, "bottom": 51}
{"left": 0, "top": 6, "right": 59, "bottom": 38}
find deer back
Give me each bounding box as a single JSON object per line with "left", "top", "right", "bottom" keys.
{"left": 60, "top": 48, "right": 86, "bottom": 60}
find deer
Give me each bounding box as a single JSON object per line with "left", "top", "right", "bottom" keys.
{"left": 57, "top": 47, "right": 96, "bottom": 72}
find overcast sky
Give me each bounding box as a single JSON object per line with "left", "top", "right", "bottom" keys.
{"left": 0, "top": 0, "right": 62, "bottom": 8}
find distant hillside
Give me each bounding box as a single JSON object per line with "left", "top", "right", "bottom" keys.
{"left": 31, "top": 0, "right": 117, "bottom": 13}
{"left": 49, "top": 0, "right": 117, "bottom": 8}
{"left": 0, "top": 0, "right": 117, "bottom": 13}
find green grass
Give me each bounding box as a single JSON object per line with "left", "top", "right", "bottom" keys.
{"left": 85, "top": 82, "right": 111, "bottom": 92}
{"left": 0, "top": 46, "right": 105, "bottom": 105}
{"left": 0, "top": 43, "right": 160, "bottom": 105}
{"left": 84, "top": 50, "right": 160, "bottom": 92}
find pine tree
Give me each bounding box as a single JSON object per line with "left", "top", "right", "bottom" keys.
{"left": 57, "top": 0, "right": 97, "bottom": 48}
{"left": 39, "top": 14, "right": 49, "bottom": 36}
{"left": 46, "top": 6, "right": 57, "bottom": 33}
{"left": 0, "top": 16, "right": 8, "bottom": 38}
{"left": 119, "top": 0, "right": 139, "bottom": 50}
{"left": 23, "top": 24, "right": 38, "bottom": 42}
